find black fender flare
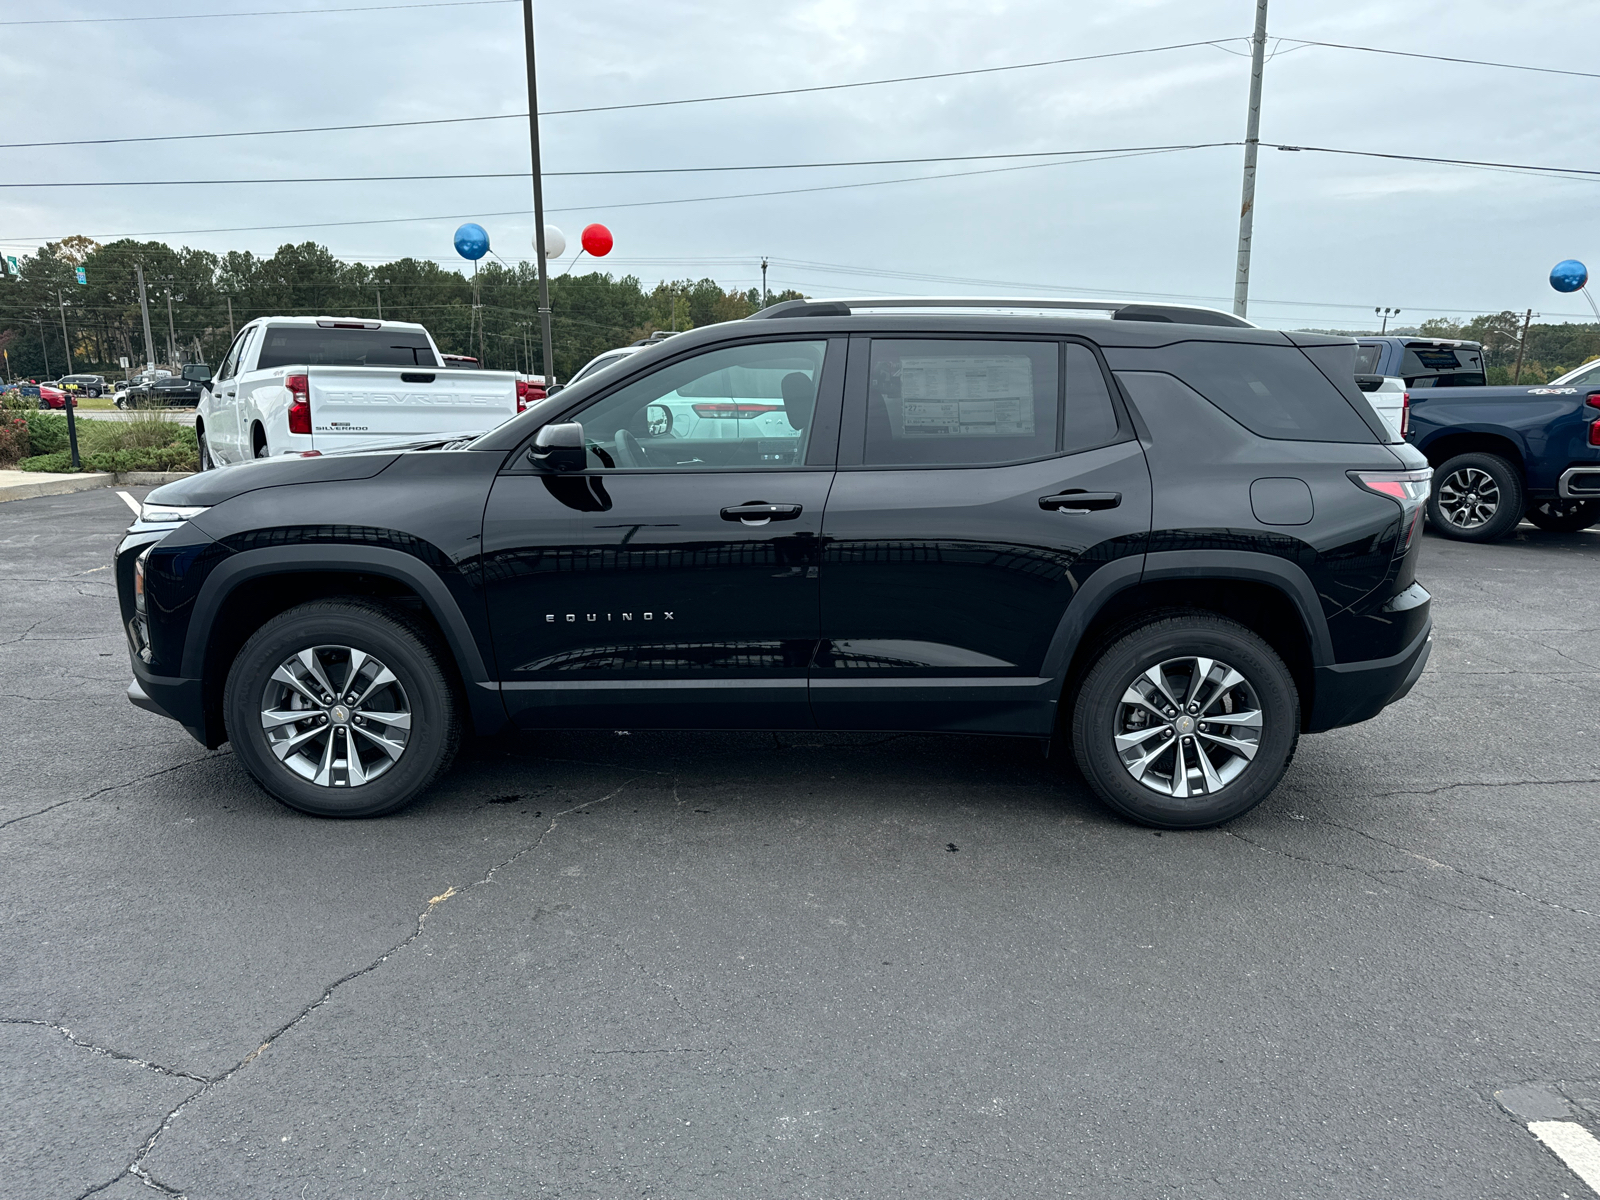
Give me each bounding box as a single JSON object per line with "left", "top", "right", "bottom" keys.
{"left": 1039, "top": 548, "right": 1333, "bottom": 690}
{"left": 181, "top": 544, "right": 506, "bottom": 733}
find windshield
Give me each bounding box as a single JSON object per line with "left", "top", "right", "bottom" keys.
{"left": 1551, "top": 360, "right": 1600, "bottom": 389}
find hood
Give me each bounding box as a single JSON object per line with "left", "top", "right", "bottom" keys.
{"left": 146, "top": 451, "right": 401, "bottom": 508}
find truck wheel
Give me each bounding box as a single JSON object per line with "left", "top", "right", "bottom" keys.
{"left": 1428, "top": 452, "right": 1525, "bottom": 542}
{"left": 252, "top": 425, "right": 268, "bottom": 458}
{"left": 197, "top": 427, "right": 216, "bottom": 471}
{"left": 1070, "top": 613, "right": 1299, "bottom": 830}
{"left": 1524, "top": 498, "right": 1600, "bottom": 532}
{"left": 224, "top": 600, "right": 461, "bottom": 818}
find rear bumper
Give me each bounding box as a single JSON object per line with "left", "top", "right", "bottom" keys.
{"left": 1557, "top": 466, "right": 1600, "bottom": 499}
{"left": 1307, "top": 618, "right": 1432, "bottom": 733}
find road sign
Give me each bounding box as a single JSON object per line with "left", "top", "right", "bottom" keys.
{"left": 118, "top": 356, "right": 130, "bottom": 369}
{"left": 75, "top": 267, "right": 87, "bottom": 285}
{"left": 5, "top": 256, "right": 17, "bottom": 277}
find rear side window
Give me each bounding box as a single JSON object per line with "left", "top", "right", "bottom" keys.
{"left": 255, "top": 326, "right": 439, "bottom": 370}
{"left": 1402, "top": 343, "right": 1486, "bottom": 388}
{"left": 1354, "top": 344, "right": 1383, "bottom": 374}
{"left": 864, "top": 339, "right": 1059, "bottom": 466}
{"left": 1063, "top": 342, "right": 1121, "bottom": 453}
{"left": 1161, "top": 341, "right": 1376, "bottom": 442}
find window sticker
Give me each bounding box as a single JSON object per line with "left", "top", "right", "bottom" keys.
{"left": 893, "top": 356, "right": 1034, "bottom": 437}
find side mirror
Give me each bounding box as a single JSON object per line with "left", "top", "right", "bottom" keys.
{"left": 528, "top": 421, "right": 586, "bottom": 473}
{"left": 181, "top": 364, "right": 211, "bottom": 383}
{"left": 645, "top": 403, "right": 673, "bottom": 437}
{"left": 545, "top": 383, "right": 565, "bottom": 397}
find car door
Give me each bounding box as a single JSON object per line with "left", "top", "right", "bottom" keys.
{"left": 483, "top": 334, "right": 846, "bottom": 731}
{"left": 205, "top": 329, "right": 248, "bottom": 461}
{"left": 814, "top": 335, "right": 1152, "bottom": 735}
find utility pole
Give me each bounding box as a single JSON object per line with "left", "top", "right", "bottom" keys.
{"left": 135, "top": 264, "right": 155, "bottom": 370}
{"left": 522, "top": 0, "right": 556, "bottom": 385}
{"left": 226, "top": 295, "right": 235, "bottom": 339}
{"left": 1513, "top": 308, "right": 1535, "bottom": 383}
{"left": 761, "top": 257, "right": 769, "bottom": 308}
{"left": 36, "top": 317, "right": 51, "bottom": 377}
{"left": 375, "top": 287, "right": 382, "bottom": 320}
{"left": 165, "top": 287, "right": 177, "bottom": 365}
{"left": 1232, "top": 0, "right": 1269, "bottom": 319}
{"left": 57, "top": 290, "right": 74, "bottom": 374}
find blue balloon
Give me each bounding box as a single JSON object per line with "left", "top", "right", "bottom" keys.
{"left": 1550, "top": 258, "right": 1588, "bottom": 293}
{"left": 454, "top": 222, "right": 490, "bottom": 261}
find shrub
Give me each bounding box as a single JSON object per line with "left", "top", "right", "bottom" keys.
{"left": 18, "top": 444, "right": 199, "bottom": 474}
{"left": 0, "top": 415, "right": 29, "bottom": 466}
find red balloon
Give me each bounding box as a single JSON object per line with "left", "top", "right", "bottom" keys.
{"left": 580, "top": 223, "right": 614, "bottom": 257}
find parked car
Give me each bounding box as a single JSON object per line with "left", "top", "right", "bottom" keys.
{"left": 119, "top": 296, "right": 1432, "bottom": 830}
{"left": 1355, "top": 340, "right": 1600, "bottom": 538}
{"left": 6, "top": 383, "right": 75, "bottom": 409}
{"left": 193, "top": 317, "right": 521, "bottom": 468}
{"left": 56, "top": 373, "right": 108, "bottom": 398}
{"left": 1355, "top": 374, "right": 1409, "bottom": 440}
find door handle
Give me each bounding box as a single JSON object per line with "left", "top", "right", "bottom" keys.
{"left": 1040, "top": 491, "right": 1121, "bottom": 513}
{"left": 721, "top": 502, "right": 803, "bottom": 525}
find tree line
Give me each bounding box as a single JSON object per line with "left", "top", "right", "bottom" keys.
{"left": 0, "top": 236, "right": 803, "bottom": 382}
{"left": 1411, "top": 312, "right": 1600, "bottom": 384}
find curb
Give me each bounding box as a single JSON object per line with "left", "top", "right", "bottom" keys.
{"left": 0, "top": 472, "right": 115, "bottom": 502}
{"left": 118, "top": 471, "right": 195, "bottom": 486}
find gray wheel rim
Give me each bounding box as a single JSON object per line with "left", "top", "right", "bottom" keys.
{"left": 260, "top": 646, "right": 411, "bottom": 788}
{"left": 1115, "top": 656, "right": 1263, "bottom": 798}
{"left": 1438, "top": 467, "right": 1500, "bottom": 529}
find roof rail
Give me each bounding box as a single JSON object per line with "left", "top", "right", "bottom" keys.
{"left": 745, "top": 296, "right": 1255, "bottom": 328}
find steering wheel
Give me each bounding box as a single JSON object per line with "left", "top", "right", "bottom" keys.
{"left": 613, "top": 428, "right": 643, "bottom": 469}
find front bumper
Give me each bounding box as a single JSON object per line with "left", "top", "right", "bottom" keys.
{"left": 126, "top": 662, "right": 212, "bottom": 747}
{"left": 1307, "top": 619, "right": 1432, "bottom": 733}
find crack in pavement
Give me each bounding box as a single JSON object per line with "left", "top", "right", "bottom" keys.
{"left": 1291, "top": 814, "right": 1595, "bottom": 919}
{"left": 1371, "top": 777, "right": 1600, "bottom": 799}
{"left": 69, "top": 777, "right": 639, "bottom": 1200}
{"left": 0, "top": 1018, "right": 209, "bottom": 1083}
{"left": 1223, "top": 830, "right": 1497, "bottom": 917}
{"left": 0, "top": 753, "right": 229, "bottom": 832}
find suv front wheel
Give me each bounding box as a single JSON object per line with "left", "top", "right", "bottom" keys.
{"left": 1070, "top": 614, "right": 1299, "bottom": 829}
{"left": 224, "top": 600, "right": 460, "bottom": 817}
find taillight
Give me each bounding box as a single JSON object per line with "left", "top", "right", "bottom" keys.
{"left": 1351, "top": 468, "right": 1432, "bottom": 551}
{"left": 691, "top": 402, "right": 781, "bottom": 419}
{"left": 516, "top": 379, "right": 528, "bottom": 412}
{"left": 1585, "top": 391, "right": 1600, "bottom": 408}
{"left": 1588, "top": 393, "right": 1600, "bottom": 445}
{"left": 286, "top": 374, "right": 311, "bottom": 436}
{"left": 1399, "top": 392, "right": 1410, "bottom": 439}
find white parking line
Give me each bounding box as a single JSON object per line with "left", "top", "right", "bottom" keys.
{"left": 1529, "top": 1121, "right": 1600, "bottom": 1194}
{"left": 115, "top": 491, "right": 141, "bottom": 516}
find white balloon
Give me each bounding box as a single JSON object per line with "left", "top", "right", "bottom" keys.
{"left": 540, "top": 225, "right": 566, "bottom": 258}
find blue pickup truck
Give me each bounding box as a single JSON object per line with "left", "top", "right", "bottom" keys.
{"left": 1355, "top": 336, "right": 1600, "bottom": 540}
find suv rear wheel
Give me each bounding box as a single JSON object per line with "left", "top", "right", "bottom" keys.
{"left": 1428, "top": 452, "right": 1524, "bottom": 542}
{"left": 224, "top": 600, "right": 460, "bottom": 817}
{"left": 1070, "top": 613, "right": 1299, "bottom": 829}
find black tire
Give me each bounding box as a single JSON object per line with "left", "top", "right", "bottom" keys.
{"left": 88, "top": 387, "right": 101, "bottom": 398}
{"left": 1070, "top": 613, "right": 1299, "bottom": 829}
{"left": 252, "top": 425, "right": 268, "bottom": 459}
{"left": 197, "top": 426, "right": 215, "bottom": 472}
{"left": 224, "top": 600, "right": 460, "bottom": 818}
{"left": 1427, "top": 452, "right": 1525, "bottom": 542}
{"left": 1524, "top": 498, "right": 1600, "bottom": 533}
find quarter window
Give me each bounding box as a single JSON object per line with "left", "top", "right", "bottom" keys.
{"left": 569, "top": 339, "right": 827, "bottom": 470}
{"left": 1063, "top": 342, "right": 1121, "bottom": 454}
{"left": 863, "top": 339, "right": 1059, "bottom": 466}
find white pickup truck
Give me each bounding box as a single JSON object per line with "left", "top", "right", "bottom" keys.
{"left": 196, "top": 316, "right": 524, "bottom": 468}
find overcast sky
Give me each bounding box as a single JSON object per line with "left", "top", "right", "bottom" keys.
{"left": 4, "top": 0, "right": 1597, "bottom": 330}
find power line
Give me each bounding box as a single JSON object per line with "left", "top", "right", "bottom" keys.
{"left": 0, "top": 143, "right": 1235, "bottom": 189}
{"left": 1281, "top": 37, "right": 1600, "bottom": 82}
{"left": 1273, "top": 144, "right": 1600, "bottom": 179}
{"left": 0, "top": 40, "right": 1233, "bottom": 150}
{"left": 0, "top": 0, "right": 514, "bottom": 28}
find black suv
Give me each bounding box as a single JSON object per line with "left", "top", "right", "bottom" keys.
{"left": 116, "top": 299, "right": 1433, "bottom": 829}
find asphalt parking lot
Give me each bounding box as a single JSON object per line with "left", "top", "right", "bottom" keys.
{"left": 3, "top": 487, "right": 1598, "bottom": 1200}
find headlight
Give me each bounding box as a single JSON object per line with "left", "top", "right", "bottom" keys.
{"left": 139, "top": 502, "right": 209, "bottom": 525}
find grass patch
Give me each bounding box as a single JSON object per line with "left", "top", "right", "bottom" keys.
{"left": 14, "top": 410, "right": 198, "bottom": 473}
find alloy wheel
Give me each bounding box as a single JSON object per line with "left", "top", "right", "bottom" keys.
{"left": 259, "top": 645, "right": 411, "bottom": 788}
{"left": 1114, "top": 656, "right": 1263, "bottom": 798}
{"left": 1437, "top": 467, "right": 1500, "bottom": 530}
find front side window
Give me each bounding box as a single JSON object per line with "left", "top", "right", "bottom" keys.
{"left": 864, "top": 339, "right": 1059, "bottom": 466}
{"left": 216, "top": 329, "right": 249, "bottom": 381}
{"left": 569, "top": 339, "right": 826, "bottom": 470}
